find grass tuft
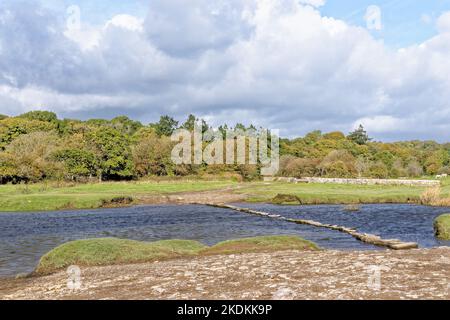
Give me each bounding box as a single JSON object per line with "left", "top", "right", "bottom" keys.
{"left": 421, "top": 187, "right": 450, "bottom": 206}
{"left": 434, "top": 214, "right": 450, "bottom": 240}
{"left": 271, "top": 194, "right": 302, "bottom": 205}
{"left": 203, "top": 235, "right": 319, "bottom": 255}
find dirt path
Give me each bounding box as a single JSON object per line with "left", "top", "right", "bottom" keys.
{"left": 1, "top": 248, "right": 449, "bottom": 300}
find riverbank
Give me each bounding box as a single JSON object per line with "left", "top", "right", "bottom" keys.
{"left": 1, "top": 179, "right": 450, "bottom": 212}
{"left": 1, "top": 247, "right": 449, "bottom": 300}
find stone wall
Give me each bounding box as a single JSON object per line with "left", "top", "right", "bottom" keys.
{"left": 264, "top": 177, "right": 440, "bottom": 187}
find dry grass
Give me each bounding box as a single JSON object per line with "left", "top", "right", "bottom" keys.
{"left": 420, "top": 187, "right": 450, "bottom": 206}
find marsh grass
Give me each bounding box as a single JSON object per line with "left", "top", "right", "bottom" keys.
{"left": 420, "top": 186, "right": 450, "bottom": 206}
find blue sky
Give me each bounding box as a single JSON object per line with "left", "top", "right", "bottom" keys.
{"left": 1, "top": 0, "right": 450, "bottom": 141}
{"left": 323, "top": 0, "right": 450, "bottom": 47}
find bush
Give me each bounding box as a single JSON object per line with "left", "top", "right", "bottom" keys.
{"left": 272, "top": 194, "right": 302, "bottom": 205}
{"left": 420, "top": 187, "right": 441, "bottom": 205}
{"left": 368, "top": 162, "right": 389, "bottom": 179}
{"left": 101, "top": 196, "right": 134, "bottom": 208}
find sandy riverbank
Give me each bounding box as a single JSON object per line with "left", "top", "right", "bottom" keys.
{"left": 1, "top": 248, "right": 449, "bottom": 300}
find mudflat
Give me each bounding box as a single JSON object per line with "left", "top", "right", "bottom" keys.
{"left": 1, "top": 248, "right": 449, "bottom": 300}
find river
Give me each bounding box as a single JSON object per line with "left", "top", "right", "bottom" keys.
{"left": 0, "top": 204, "right": 449, "bottom": 277}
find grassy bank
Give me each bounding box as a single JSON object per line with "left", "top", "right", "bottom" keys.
{"left": 237, "top": 181, "right": 450, "bottom": 205}
{"left": 36, "top": 236, "right": 319, "bottom": 274}
{"left": 1, "top": 179, "right": 450, "bottom": 212}
{"left": 434, "top": 214, "right": 450, "bottom": 240}
{"left": 0, "top": 180, "right": 237, "bottom": 212}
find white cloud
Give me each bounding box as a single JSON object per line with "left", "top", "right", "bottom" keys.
{"left": 298, "top": 0, "right": 325, "bottom": 7}
{"left": 105, "top": 14, "right": 144, "bottom": 32}
{"left": 0, "top": 0, "right": 449, "bottom": 141}
{"left": 436, "top": 11, "right": 450, "bottom": 33}
{"left": 353, "top": 116, "right": 407, "bottom": 133}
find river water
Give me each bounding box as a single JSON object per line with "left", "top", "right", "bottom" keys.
{"left": 0, "top": 204, "right": 449, "bottom": 277}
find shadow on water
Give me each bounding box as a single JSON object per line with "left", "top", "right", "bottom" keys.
{"left": 0, "top": 204, "right": 448, "bottom": 277}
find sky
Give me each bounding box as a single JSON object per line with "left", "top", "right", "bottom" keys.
{"left": 1, "top": 0, "right": 450, "bottom": 141}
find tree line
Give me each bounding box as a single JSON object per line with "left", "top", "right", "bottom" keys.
{"left": 0, "top": 111, "right": 449, "bottom": 184}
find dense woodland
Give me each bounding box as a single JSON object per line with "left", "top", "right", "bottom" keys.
{"left": 0, "top": 111, "right": 449, "bottom": 184}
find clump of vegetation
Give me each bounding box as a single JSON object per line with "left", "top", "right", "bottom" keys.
{"left": 35, "top": 236, "right": 319, "bottom": 275}
{"left": 420, "top": 187, "right": 450, "bottom": 206}
{"left": 101, "top": 196, "right": 134, "bottom": 208}
{"left": 343, "top": 204, "right": 360, "bottom": 212}
{"left": 421, "top": 187, "right": 441, "bottom": 204}
{"left": 271, "top": 194, "right": 302, "bottom": 205}
{"left": 434, "top": 214, "right": 450, "bottom": 240}
{"left": 36, "top": 238, "right": 207, "bottom": 275}
{"left": 203, "top": 236, "right": 319, "bottom": 255}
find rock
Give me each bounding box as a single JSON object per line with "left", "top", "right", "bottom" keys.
{"left": 390, "top": 243, "right": 419, "bottom": 250}
{"left": 272, "top": 287, "right": 295, "bottom": 300}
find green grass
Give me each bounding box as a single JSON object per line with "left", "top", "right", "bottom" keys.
{"left": 434, "top": 214, "right": 450, "bottom": 240}
{"left": 35, "top": 236, "right": 319, "bottom": 275}
{"left": 204, "top": 235, "right": 319, "bottom": 255}
{"left": 36, "top": 238, "right": 207, "bottom": 275}
{"left": 236, "top": 182, "right": 450, "bottom": 205}
{"left": 2, "top": 178, "right": 450, "bottom": 212}
{"left": 0, "top": 180, "right": 237, "bottom": 212}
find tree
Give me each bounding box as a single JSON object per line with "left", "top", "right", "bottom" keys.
{"left": 87, "top": 127, "right": 134, "bottom": 180}
{"left": 132, "top": 128, "right": 174, "bottom": 176}
{"left": 280, "top": 156, "right": 320, "bottom": 177}
{"left": 304, "top": 130, "right": 322, "bottom": 145}
{"left": 323, "top": 131, "right": 345, "bottom": 140}
{"left": 355, "top": 156, "right": 370, "bottom": 178}
{"left": 111, "top": 116, "right": 142, "bottom": 135}
{"left": 53, "top": 149, "right": 98, "bottom": 180}
{"left": 151, "top": 116, "right": 179, "bottom": 137}
{"left": 181, "top": 114, "right": 209, "bottom": 133}
{"left": 406, "top": 160, "right": 423, "bottom": 177}
{"left": 348, "top": 125, "right": 371, "bottom": 145}
{"left": 369, "top": 162, "right": 389, "bottom": 179}
{"left": 0, "top": 117, "right": 57, "bottom": 150}
{"left": 425, "top": 150, "right": 449, "bottom": 175}
{"left": 18, "top": 111, "right": 58, "bottom": 123}
{"left": 0, "top": 132, "right": 62, "bottom": 182}
{"left": 318, "top": 150, "right": 357, "bottom": 177}
{"left": 182, "top": 114, "right": 197, "bottom": 131}
{"left": 391, "top": 159, "right": 407, "bottom": 178}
